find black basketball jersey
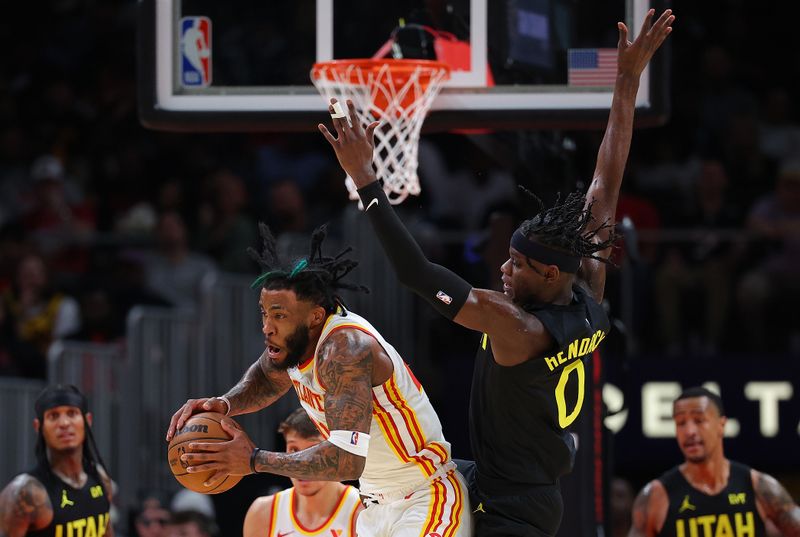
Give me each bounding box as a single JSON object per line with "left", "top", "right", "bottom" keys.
{"left": 25, "top": 462, "right": 111, "bottom": 537}
{"left": 469, "top": 284, "right": 610, "bottom": 490}
{"left": 657, "top": 461, "right": 766, "bottom": 537}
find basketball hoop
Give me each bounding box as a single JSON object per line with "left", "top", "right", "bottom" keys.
{"left": 311, "top": 59, "right": 450, "bottom": 205}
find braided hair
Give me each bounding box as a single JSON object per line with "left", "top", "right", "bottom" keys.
{"left": 34, "top": 384, "right": 111, "bottom": 482}
{"left": 518, "top": 189, "right": 617, "bottom": 265}
{"left": 248, "top": 223, "right": 368, "bottom": 313}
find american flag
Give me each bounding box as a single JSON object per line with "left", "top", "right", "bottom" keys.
{"left": 567, "top": 48, "right": 618, "bottom": 87}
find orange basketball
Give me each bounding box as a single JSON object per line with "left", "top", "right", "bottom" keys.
{"left": 167, "top": 412, "right": 243, "bottom": 494}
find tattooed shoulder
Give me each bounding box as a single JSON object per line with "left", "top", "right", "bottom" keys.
{"left": 0, "top": 474, "right": 52, "bottom": 533}
{"left": 317, "top": 330, "right": 375, "bottom": 381}
{"left": 316, "top": 329, "right": 375, "bottom": 432}
{"left": 754, "top": 470, "right": 800, "bottom": 536}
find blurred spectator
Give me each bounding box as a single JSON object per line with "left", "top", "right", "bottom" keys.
{"left": 758, "top": 86, "right": 800, "bottom": 163}
{"left": 166, "top": 510, "right": 218, "bottom": 537}
{"left": 0, "top": 222, "right": 29, "bottom": 292}
{"left": 628, "top": 136, "right": 692, "bottom": 216}
{"left": 21, "top": 154, "right": 96, "bottom": 278}
{"left": 615, "top": 180, "right": 662, "bottom": 265}
{"left": 737, "top": 160, "right": 800, "bottom": 352}
{"left": 1, "top": 253, "right": 81, "bottom": 377}
{"left": 266, "top": 179, "right": 309, "bottom": 235}
{"left": 170, "top": 490, "right": 215, "bottom": 521}
{"left": 722, "top": 111, "right": 773, "bottom": 203}
{"left": 65, "top": 287, "right": 124, "bottom": 343}
{"left": 654, "top": 161, "right": 743, "bottom": 355}
{"left": 112, "top": 256, "right": 172, "bottom": 316}
{"left": 608, "top": 180, "right": 662, "bottom": 349}
{"left": 195, "top": 169, "right": 257, "bottom": 273}
{"left": 609, "top": 477, "right": 635, "bottom": 537}
{"left": 0, "top": 126, "right": 33, "bottom": 227}
{"left": 141, "top": 211, "right": 216, "bottom": 309}
{"left": 134, "top": 496, "right": 172, "bottom": 537}
{"left": 418, "top": 138, "right": 516, "bottom": 231}
{"left": 694, "top": 45, "right": 758, "bottom": 157}
{"left": 0, "top": 297, "right": 40, "bottom": 376}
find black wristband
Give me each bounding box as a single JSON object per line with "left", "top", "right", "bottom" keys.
{"left": 250, "top": 448, "right": 261, "bottom": 474}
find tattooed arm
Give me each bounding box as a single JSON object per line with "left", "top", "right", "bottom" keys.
{"left": 0, "top": 475, "right": 52, "bottom": 537}
{"left": 182, "top": 329, "right": 378, "bottom": 483}
{"left": 253, "top": 329, "right": 375, "bottom": 480}
{"left": 754, "top": 470, "right": 800, "bottom": 537}
{"left": 168, "top": 350, "right": 292, "bottom": 440}
{"left": 628, "top": 480, "right": 669, "bottom": 537}
{"left": 223, "top": 351, "right": 294, "bottom": 416}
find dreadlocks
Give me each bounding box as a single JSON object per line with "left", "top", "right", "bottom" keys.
{"left": 518, "top": 189, "right": 617, "bottom": 265}
{"left": 248, "top": 223, "right": 368, "bottom": 313}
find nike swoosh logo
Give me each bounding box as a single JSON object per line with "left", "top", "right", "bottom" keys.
{"left": 366, "top": 198, "right": 379, "bottom": 211}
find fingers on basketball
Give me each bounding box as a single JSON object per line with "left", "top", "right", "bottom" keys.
{"left": 168, "top": 412, "right": 242, "bottom": 494}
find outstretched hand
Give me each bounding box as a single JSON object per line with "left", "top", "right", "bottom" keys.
{"left": 318, "top": 99, "right": 380, "bottom": 190}
{"left": 617, "top": 8, "right": 674, "bottom": 78}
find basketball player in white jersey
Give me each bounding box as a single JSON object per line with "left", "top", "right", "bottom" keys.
{"left": 243, "top": 408, "right": 362, "bottom": 537}
{"left": 167, "top": 225, "right": 470, "bottom": 537}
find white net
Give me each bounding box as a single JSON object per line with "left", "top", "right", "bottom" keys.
{"left": 312, "top": 61, "right": 450, "bottom": 205}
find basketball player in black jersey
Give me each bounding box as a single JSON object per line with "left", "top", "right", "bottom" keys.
{"left": 0, "top": 385, "right": 113, "bottom": 537}
{"left": 319, "top": 9, "right": 674, "bottom": 536}
{"left": 629, "top": 387, "right": 800, "bottom": 537}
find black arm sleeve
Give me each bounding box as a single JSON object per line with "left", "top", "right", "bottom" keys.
{"left": 357, "top": 181, "right": 472, "bottom": 319}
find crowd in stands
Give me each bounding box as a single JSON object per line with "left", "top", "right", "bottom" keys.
{"left": 1, "top": 0, "right": 798, "bottom": 387}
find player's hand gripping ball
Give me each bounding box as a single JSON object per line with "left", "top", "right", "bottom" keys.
{"left": 167, "top": 412, "right": 243, "bottom": 494}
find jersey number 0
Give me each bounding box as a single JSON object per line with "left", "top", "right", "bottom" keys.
{"left": 554, "top": 360, "right": 585, "bottom": 428}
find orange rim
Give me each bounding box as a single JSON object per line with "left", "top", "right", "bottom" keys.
{"left": 311, "top": 59, "right": 451, "bottom": 83}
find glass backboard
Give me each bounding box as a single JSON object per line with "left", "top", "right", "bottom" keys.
{"left": 138, "top": 0, "right": 670, "bottom": 131}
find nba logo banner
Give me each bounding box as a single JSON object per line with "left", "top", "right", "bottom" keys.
{"left": 180, "top": 16, "right": 212, "bottom": 87}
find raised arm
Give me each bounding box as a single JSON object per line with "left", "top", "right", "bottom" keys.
{"left": 754, "top": 470, "right": 800, "bottom": 537}
{"left": 318, "top": 102, "right": 548, "bottom": 364}
{"left": 167, "top": 350, "right": 292, "bottom": 441}
{"left": 628, "top": 480, "right": 669, "bottom": 537}
{"left": 580, "top": 9, "right": 674, "bottom": 302}
{"left": 0, "top": 475, "right": 52, "bottom": 537}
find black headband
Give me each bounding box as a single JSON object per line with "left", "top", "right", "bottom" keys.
{"left": 35, "top": 386, "right": 88, "bottom": 419}
{"left": 511, "top": 229, "right": 581, "bottom": 273}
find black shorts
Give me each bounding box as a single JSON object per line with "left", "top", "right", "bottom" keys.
{"left": 455, "top": 459, "right": 563, "bottom": 537}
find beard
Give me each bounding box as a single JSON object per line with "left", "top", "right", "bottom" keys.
{"left": 273, "top": 324, "right": 311, "bottom": 370}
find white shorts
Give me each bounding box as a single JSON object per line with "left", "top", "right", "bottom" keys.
{"left": 357, "top": 468, "right": 473, "bottom": 537}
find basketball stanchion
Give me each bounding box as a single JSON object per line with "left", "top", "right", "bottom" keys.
{"left": 311, "top": 59, "right": 450, "bottom": 205}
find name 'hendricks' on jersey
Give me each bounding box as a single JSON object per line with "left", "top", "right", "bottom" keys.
{"left": 470, "top": 284, "right": 610, "bottom": 489}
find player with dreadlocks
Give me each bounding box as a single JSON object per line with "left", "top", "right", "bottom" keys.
{"left": 167, "top": 224, "right": 471, "bottom": 537}
{"left": 319, "top": 9, "right": 674, "bottom": 536}
{"left": 0, "top": 384, "right": 114, "bottom": 536}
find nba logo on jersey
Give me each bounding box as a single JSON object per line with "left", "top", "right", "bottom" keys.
{"left": 435, "top": 291, "right": 452, "bottom": 304}
{"left": 180, "top": 16, "right": 212, "bottom": 87}
{"left": 350, "top": 432, "right": 359, "bottom": 445}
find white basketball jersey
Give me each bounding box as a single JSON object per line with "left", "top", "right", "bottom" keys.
{"left": 288, "top": 309, "right": 453, "bottom": 497}
{"left": 267, "top": 485, "right": 361, "bottom": 537}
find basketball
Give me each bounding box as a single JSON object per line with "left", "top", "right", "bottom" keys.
{"left": 167, "top": 412, "right": 243, "bottom": 494}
